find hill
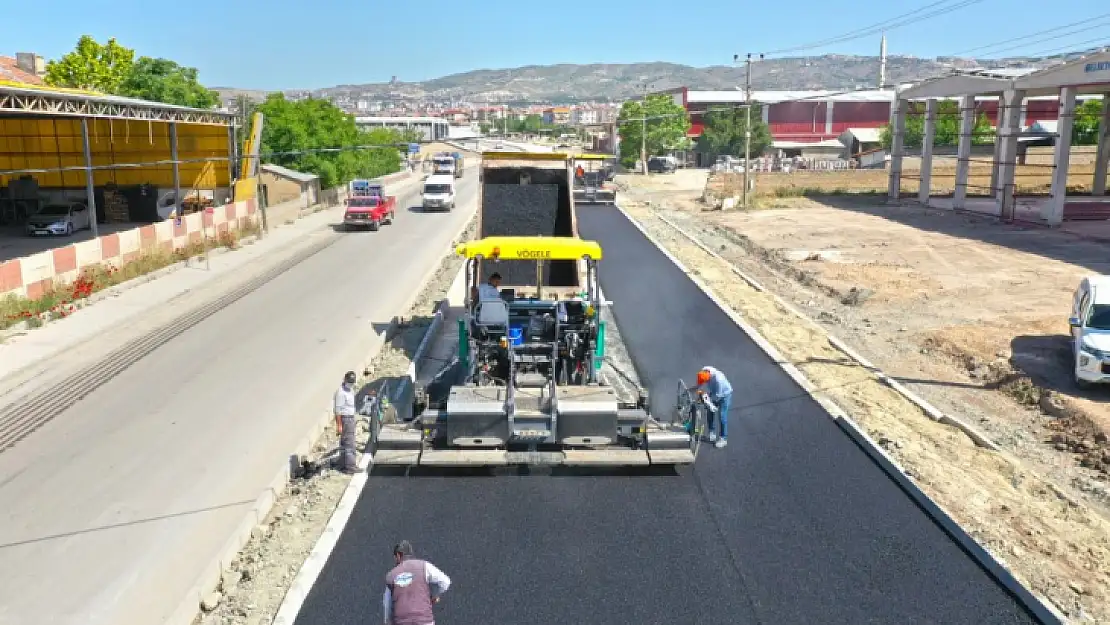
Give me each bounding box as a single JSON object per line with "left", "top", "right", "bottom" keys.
{"left": 214, "top": 52, "right": 1091, "bottom": 104}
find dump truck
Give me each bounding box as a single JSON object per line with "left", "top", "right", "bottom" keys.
{"left": 369, "top": 151, "right": 700, "bottom": 468}
{"left": 571, "top": 153, "right": 617, "bottom": 205}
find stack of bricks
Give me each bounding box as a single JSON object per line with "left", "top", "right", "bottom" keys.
{"left": 101, "top": 187, "right": 130, "bottom": 223}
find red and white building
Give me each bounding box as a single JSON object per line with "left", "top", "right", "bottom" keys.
{"left": 654, "top": 85, "right": 1074, "bottom": 165}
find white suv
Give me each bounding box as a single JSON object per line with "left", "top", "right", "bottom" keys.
{"left": 1069, "top": 275, "right": 1110, "bottom": 388}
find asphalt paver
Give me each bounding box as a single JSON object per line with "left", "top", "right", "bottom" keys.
{"left": 292, "top": 205, "right": 1041, "bottom": 625}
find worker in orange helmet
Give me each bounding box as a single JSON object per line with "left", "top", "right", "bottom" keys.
{"left": 696, "top": 366, "right": 732, "bottom": 449}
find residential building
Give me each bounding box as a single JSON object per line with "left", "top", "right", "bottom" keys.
{"left": 0, "top": 53, "right": 46, "bottom": 85}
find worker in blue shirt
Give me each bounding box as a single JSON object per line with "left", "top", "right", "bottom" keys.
{"left": 696, "top": 366, "right": 733, "bottom": 449}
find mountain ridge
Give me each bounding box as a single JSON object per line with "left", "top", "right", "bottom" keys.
{"left": 214, "top": 52, "right": 1093, "bottom": 104}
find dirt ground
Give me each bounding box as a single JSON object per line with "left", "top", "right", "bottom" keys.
{"left": 705, "top": 161, "right": 1100, "bottom": 203}
{"left": 619, "top": 169, "right": 1110, "bottom": 622}
{"left": 193, "top": 217, "right": 476, "bottom": 625}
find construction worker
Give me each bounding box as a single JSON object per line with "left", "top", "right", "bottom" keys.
{"left": 333, "top": 371, "right": 359, "bottom": 474}
{"left": 696, "top": 366, "right": 733, "bottom": 448}
{"left": 478, "top": 272, "right": 502, "bottom": 301}
{"left": 383, "top": 540, "right": 451, "bottom": 625}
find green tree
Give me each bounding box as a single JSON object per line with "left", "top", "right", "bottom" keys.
{"left": 880, "top": 101, "right": 993, "bottom": 149}
{"left": 1073, "top": 99, "right": 1104, "bottom": 146}
{"left": 44, "top": 35, "right": 134, "bottom": 92}
{"left": 616, "top": 94, "right": 690, "bottom": 168}
{"left": 256, "top": 94, "right": 403, "bottom": 189}
{"left": 117, "top": 57, "right": 219, "bottom": 108}
{"left": 695, "top": 104, "right": 772, "bottom": 161}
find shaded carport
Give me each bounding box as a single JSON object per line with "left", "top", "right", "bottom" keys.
{"left": 887, "top": 51, "right": 1110, "bottom": 225}
{"left": 0, "top": 81, "right": 237, "bottom": 237}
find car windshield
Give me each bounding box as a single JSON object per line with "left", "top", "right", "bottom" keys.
{"left": 425, "top": 185, "right": 451, "bottom": 194}
{"left": 1088, "top": 304, "right": 1110, "bottom": 331}
{"left": 37, "top": 205, "right": 70, "bottom": 216}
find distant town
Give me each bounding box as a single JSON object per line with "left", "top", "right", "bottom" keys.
{"left": 218, "top": 92, "right": 621, "bottom": 130}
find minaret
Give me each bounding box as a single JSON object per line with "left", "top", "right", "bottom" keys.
{"left": 879, "top": 33, "right": 888, "bottom": 89}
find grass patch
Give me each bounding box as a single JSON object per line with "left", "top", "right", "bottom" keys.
{"left": 0, "top": 221, "right": 260, "bottom": 331}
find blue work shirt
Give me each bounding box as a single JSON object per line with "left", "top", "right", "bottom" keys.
{"left": 700, "top": 366, "right": 733, "bottom": 400}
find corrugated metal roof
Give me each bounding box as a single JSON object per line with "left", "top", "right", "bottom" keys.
{"left": 260, "top": 163, "right": 318, "bottom": 183}
{"left": 840, "top": 127, "right": 883, "bottom": 143}
{"left": 355, "top": 116, "right": 449, "bottom": 124}
{"left": 773, "top": 139, "right": 844, "bottom": 149}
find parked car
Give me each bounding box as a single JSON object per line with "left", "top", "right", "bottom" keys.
{"left": 647, "top": 156, "right": 676, "bottom": 174}
{"left": 1070, "top": 275, "right": 1110, "bottom": 388}
{"left": 25, "top": 202, "right": 92, "bottom": 237}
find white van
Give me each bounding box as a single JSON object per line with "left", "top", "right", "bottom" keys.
{"left": 422, "top": 174, "right": 456, "bottom": 211}
{"left": 1069, "top": 275, "right": 1110, "bottom": 387}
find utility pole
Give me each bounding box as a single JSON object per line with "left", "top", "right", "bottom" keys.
{"left": 736, "top": 53, "right": 764, "bottom": 207}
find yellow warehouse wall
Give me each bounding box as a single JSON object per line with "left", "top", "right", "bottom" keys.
{"left": 0, "top": 118, "right": 230, "bottom": 189}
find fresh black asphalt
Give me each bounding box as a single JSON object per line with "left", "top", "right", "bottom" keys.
{"left": 293, "top": 205, "right": 1041, "bottom": 625}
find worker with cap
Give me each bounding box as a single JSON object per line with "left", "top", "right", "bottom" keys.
{"left": 696, "top": 366, "right": 733, "bottom": 448}
{"left": 478, "top": 272, "right": 502, "bottom": 301}
{"left": 383, "top": 540, "right": 451, "bottom": 625}
{"left": 333, "top": 371, "right": 359, "bottom": 474}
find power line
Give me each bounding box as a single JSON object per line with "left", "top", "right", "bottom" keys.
{"left": 970, "top": 18, "right": 1110, "bottom": 58}
{"left": 948, "top": 12, "right": 1110, "bottom": 56}
{"left": 763, "top": 0, "right": 984, "bottom": 56}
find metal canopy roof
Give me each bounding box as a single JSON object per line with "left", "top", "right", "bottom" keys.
{"left": 899, "top": 50, "right": 1110, "bottom": 100}
{"left": 0, "top": 81, "right": 233, "bottom": 125}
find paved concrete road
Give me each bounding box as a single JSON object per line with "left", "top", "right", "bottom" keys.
{"left": 0, "top": 172, "right": 477, "bottom": 625}
{"left": 290, "top": 205, "right": 1041, "bottom": 625}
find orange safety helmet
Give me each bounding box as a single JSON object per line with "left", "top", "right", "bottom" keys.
{"left": 696, "top": 369, "right": 711, "bottom": 385}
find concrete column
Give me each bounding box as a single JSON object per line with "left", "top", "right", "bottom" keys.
{"left": 918, "top": 99, "right": 938, "bottom": 204}
{"left": 994, "top": 95, "right": 1012, "bottom": 196}
{"left": 997, "top": 89, "right": 1024, "bottom": 221}
{"left": 1045, "top": 86, "right": 1077, "bottom": 225}
{"left": 761, "top": 105, "right": 770, "bottom": 125}
{"left": 1094, "top": 96, "right": 1110, "bottom": 196}
{"left": 954, "top": 95, "right": 976, "bottom": 209}
{"left": 887, "top": 97, "right": 907, "bottom": 200}
{"left": 226, "top": 124, "right": 237, "bottom": 191}
{"left": 170, "top": 122, "right": 181, "bottom": 220}
{"left": 80, "top": 118, "right": 100, "bottom": 238}
{"left": 825, "top": 101, "right": 834, "bottom": 135}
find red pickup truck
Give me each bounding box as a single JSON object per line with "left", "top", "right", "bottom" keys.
{"left": 343, "top": 180, "right": 396, "bottom": 231}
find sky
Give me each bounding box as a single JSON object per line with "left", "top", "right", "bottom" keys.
{"left": 2, "top": 0, "right": 1108, "bottom": 91}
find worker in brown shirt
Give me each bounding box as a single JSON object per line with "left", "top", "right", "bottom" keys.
{"left": 383, "top": 540, "right": 451, "bottom": 625}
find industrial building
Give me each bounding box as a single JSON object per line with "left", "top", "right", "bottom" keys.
{"left": 653, "top": 84, "right": 1080, "bottom": 165}
{"left": 0, "top": 81, "right": 236, "bottom": 230}
{"left": 354, "top": 116, "right": 449, "bottom": 142}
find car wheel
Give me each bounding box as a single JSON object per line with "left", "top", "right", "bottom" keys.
{"left": 1076, "top": 372, "right": 1092, "bottom": 390}
{"left": 370, "top": 219, "right": 380, "bottom": 231}
{"left": 65, "top": 223, "right": 73, "bottom": 236}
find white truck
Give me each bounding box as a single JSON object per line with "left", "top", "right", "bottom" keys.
{"left": 422, "top": 174, "right": 456, "bottom": 211}
{"left": 432, "top": 155, "right": 456, "bottom": 177}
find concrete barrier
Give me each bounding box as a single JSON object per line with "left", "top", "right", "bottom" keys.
{"left": 0, "top": 199, "right": 260, "bottom": 300}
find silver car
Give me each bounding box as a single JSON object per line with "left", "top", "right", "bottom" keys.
{"left": 26, "top": 202, "right": 92, "bottom": 237}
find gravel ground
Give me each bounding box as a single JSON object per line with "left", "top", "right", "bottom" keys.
{"left": 615, "top": 179, "right": 1110, "bottom": 622}
{"left": 192, "top": 216, "right": 477, "bottom": 625}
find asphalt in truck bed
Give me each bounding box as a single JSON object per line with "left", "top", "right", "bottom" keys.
{"left": 292, "top": 205, "right": 1041, "bottom": 625}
